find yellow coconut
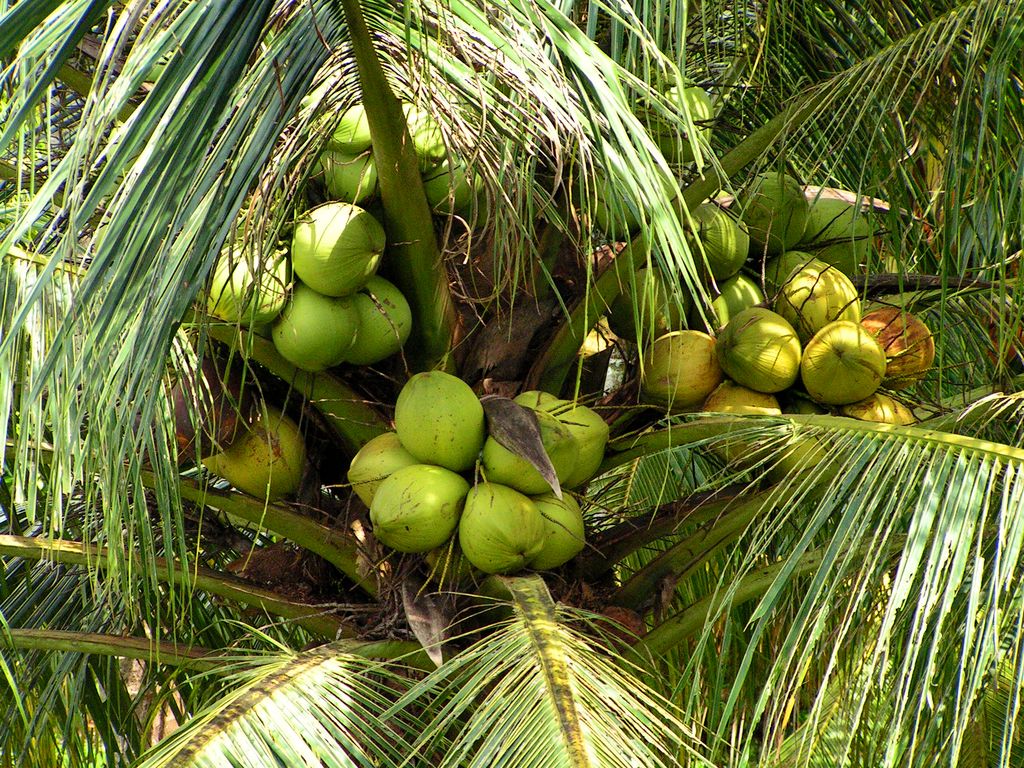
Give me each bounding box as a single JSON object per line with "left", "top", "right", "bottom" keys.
{"left": 640, "top": 330, "right": 724, "bottom": 411}
{"left": 773, "top": 258, "right": 861, "bottom": 343}
{"left": 840, "top": 393, "right": 916, "bottom": 425}
{"left": 800, "top": 320, "right": 886, "bottom": 405}
{"left": 715, "top": 307, "right": 802, "bottom": 393}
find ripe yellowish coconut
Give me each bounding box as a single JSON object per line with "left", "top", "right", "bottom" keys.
{"left": 800, "top": 320, "right": 886, "bottom": 405}
{"left": 202, "top": 405, "right": 306, "bottom": 501}
{"left": 608, "top": 267, "right": 689, "bottom": 343}
{"left": 763, "top": 250, "right": 818, "bottom": 290}
{"left": 394, "top": 371, "right": 486, "bottom": 472}
{"left": 291, "top": 202, "right": 386, "bottom": 297}
{"left": 343, "top": 276, "right": 412, "bottom": 365}
{"left": 347, "top": 432, "right": 419, "bottom": 507}
{"left": 370, "top": 464, "right": 470, "bottom": 553}
{"left": 799, "top": 197, "right": 874, "bottom": 277}
{"left": 706, "top": 273, "right": 764, "bottom": 330}
{"left": 702, "top": 380, "right": 782, "bottom": 414}
{"left": 860, "top": 307, "right": 935, "bottom": 389}
{"left": 640, "top": 330, "right": 724, "bottom": 411}
{"left": 840, "top": 393, "right": 916, "bottom": 425}
{"left": 773, "top": 258, "right": 861, "bottom": 343}
{"left": 736, "top": 172, "right": 809, "bottom": 256}
{"left": 271, "top": 283, "right": 360, "bottom": 372}
{"left": 206, "top": 247, "right": 290, "bottom": 327}
{"left": 458, "top": 483, "right": 546, "bottom": 574}
{"left": 328, "top": 104, "right": 373, "bottom": 154}
{"left": 716, "top": 308, "right": 802, "bottom": 393}
{"left": 690, "top": 203, "right": 750, "bottom": 281}
{"left": 529, "top": 493, "right": 586, "bottom": 570}
{"left": 318, "top": 150, "right": 378, "bottom": 204}
{"left": 481, "top": 410, "right": 578, "bottom": 495}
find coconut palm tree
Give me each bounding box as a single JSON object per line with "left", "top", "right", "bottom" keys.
{"left": 1, "top": 0, "right": 1023, "bottom": 765}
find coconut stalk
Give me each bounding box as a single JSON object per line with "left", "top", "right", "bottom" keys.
{"left": 335, "top": 0, "right": 457, "bottom": 372}
{"left": 0, "top": 534, "right": 351, "bottom": 639}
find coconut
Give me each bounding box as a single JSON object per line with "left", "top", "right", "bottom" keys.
{"left": 171, "top": 356, "right": 253, "bottom": 462}
{"left": 370, "top": 464, "right": 470, "bottom": 553}
{"left": 458, "top": 483, "right": 546, "bottom": 574}
{"left": 481, "top": 410, "right": 578, "bottom": 495}
{"left": 347, "top": 432, "right": 419, "bottom": 507}
{"left": 691, "top": 203, "right": 750, "bottom": 280}
{"left": 763, "top": 436, "right": 830, "bottom": 483}
{"left": 782, "top": 397, "right": 827, "bottom": 414}
{"left": 707, "top": 273, "right": 764, "bottom": 330}
{"left": 653, "top": 85, "right": 713, "bottom": 164}
{"left": 402, "top": 103, "right": 446, "bottom": 170}
{"left": 291, "top": 202, "right": 386, "bottom": 297}
{"left": 423, "top": 160, "right": 483, "bottom": 216}
{"left": 736, "top": 172, "right": 808, "bottom": 256}
{"left": 546, "top": 403, "right": 609, "bottom": 489}
{"left": 608, "top": 267, "right": 689, "bottom": 343}
{"left": 318, "top": 150, "right": 378, "bottom": 204}
{"left": 271, "top": 283, "right": 360, "bottom": 372}
{"left": 513, "top": 390, "right": 567, "bottom": 410}
{"left": 702, "top": 381, "right": 782, "bottom": 414}
{"left": 800, "top": 320, "right": 886, "bottom": 405}
{"left": 860, "top": 307, "right": 935, "bottom": 389}
{"left": 716, "top": 308, "right": 802, "bottom": 393}
{"left": 394, "top": 371, "right": 486, "bottom": 472}
{"left": 799, "top": 197, "right": 873, "bottom": 277}
{"left": 343, "top": 276, "right": 412, "bottom": 365}
{"left": 640, "top": 330, "right": 724, "bottom": 411}
{"left": 202, "top": 405, "right": 306, "bottom": 501}
{"left": 206, "top": 247, "right": 290, "bottom": 327}
{"left": 763, "top": 251, "right": 818, "bottom": 290}
{"left": 840, "top": 393, "right": 916, "bottom": 425}
{"left": 773, "top": 258, "right": 861, "bottom": 343}
{"left": 328, "top": 104, "right": 373, "bottom": 154}
{"left": 529, "top": 493, "right": 586, "bottom": 570}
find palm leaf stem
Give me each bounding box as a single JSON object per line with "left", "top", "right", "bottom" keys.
{"left": 0, "top": 534, "right": 351, "bottom": 639}
{"left": 634, "top": 537, "right": 904, "bottom": 658}
{"left": 0, "top": 629, "right": 222, "bottom": 671}
{"left": 57, "top": 64, "right": 136, "bottom": 124}
{"left": 160, "top": 475, "right": 376, "bottom": 596}
{"left": 207, "top": 325, "right": 388, "bottom": 454}
{"left": 335, "top": 0, "right": 457, "bottom": 372}
{"left": 599, "top": 419, "right": 744, "bottom": 472}
{"left": 527, "top": 85, "right": 836, "bottom": 392}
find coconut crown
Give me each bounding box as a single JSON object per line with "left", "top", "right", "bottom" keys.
{"left": 737, "top": 172, "right": 809, "bottom": 256}
{"left": 291, "top": 202, "right": 386, "bottom": 297}
{"left": 715, "top": 307, "right": 802, "bottom": 393}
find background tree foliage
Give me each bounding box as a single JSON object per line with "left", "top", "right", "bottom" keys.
{"left": 1, "top": 0, "right": 1023, "bottom": 766}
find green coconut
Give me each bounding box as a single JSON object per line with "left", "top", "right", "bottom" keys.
{"left": 707, "top": 273, "right": 765, "bottom": 330}
{"left": 423, "top": 161, "right": 483, "bottom": 216}
{"left": 782, "top": 397, "right": 827, "bottom": 414}
{"left": 860, "top": 307, "right": 935, "bottom": 389}
{"left": 458, "top": 483, "right": 546, "bottom": 574}
{"left": 347, "top": 432, "right": 419, "bottom": 507}
{"left": 343, "top": 276, "right": 412, "bottom": 365}
{"left": 402, "top": 103, "right": 446, "bottom": 170}
{"left": 481, "top": 410, "right": 578, "bottom": 495}
{"left": 206, "top": 248, "right": 290, "bottom": 327}
{"left": 328, "top": 104, "right": 373, "bottom": 154}
{"left": 608, "top": 267, "right": 689, "bottom": 343}
{"left": 271, "top": 283, "right": 360, "bottom": 372}
{"left": 318, "top": 150, "right": 378, "bottom": 204}
{"left": 394, "top": 371, "right": 486, "bottom": 472}
{"left": 529, "top": 493, "right": 586, "bottom": 570}
{"left": 799, "top": 197, "right": 873, "bottom": 276}
{"left": 736, "top": 172, "right": 809, "bottom": 256}
{"left": 640, "top": 330, "right": 724, "bottom": 411}
{"left": 513, "top": 390, "right": 567, "bottom": 410}
{"left": 291, "top": 202, "right": 386, "bottom": 297}
{"left": 691, "top": 203, "right": 750, "bottom": 280}
{"left": 763, "top": 251, "right": 818, "bottom": 290}
{"left": 716, "top": 307, "right": 802, "bottom": 393}
{"left": 202, "top": 405, "right": 306, "bottom": 501}
{"left": 701, "top": 380, "right": 782, "bottom": 414}
{"left": 370, "top": 464, "right": 470, "bottom": 553}
{"left": 840, "top": 393, "right": 916, "bottom": 425}
{"left": 773, "top": 258, "right": 862, "bottom": 343}
{"left": 653, "top": 85, "right": 714, "bottom": 164}
{"left": 763, "top": 436, "right": 830, "bottom": 483}
{"left": 800, "top": 320, "right": 887, "bottom": 405}
{"left": 547, "top": 403, "right": 609, "bottom": 489}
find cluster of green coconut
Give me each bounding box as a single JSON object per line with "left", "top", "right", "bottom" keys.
{"left": 316, "top": 102, "right": 484, "bottom": 217}
{"left": 346, "top": 371, "right": 610, "bottom": 575}
{"left": 633, "top": 171, "right": 936, "bottom": 438}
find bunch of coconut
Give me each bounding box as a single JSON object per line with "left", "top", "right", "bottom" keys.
{"left": 346, "top": 373, "right": 610, "bottom": 575}
{"left": 314, "top": 102, "right": 484, "bottom": 218}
